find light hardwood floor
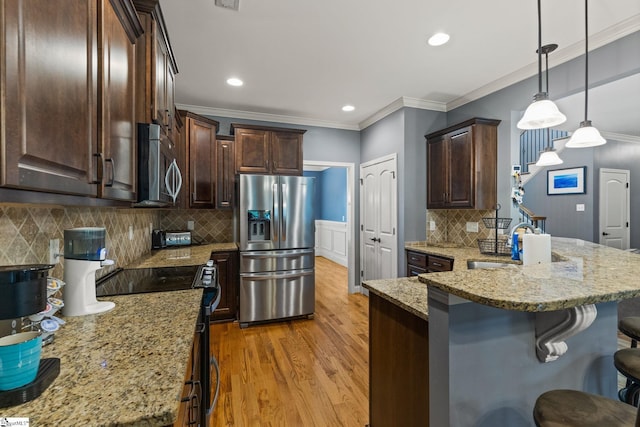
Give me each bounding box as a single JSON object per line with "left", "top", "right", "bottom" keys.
{"left": 209, "top": 257, "right": 370, "bottom": 426}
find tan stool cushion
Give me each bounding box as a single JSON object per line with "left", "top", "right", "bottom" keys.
{"left": 620, "top": 317, "right": 640, "bottom": 342}
{"left": 615, "top": 348, "right": 640, "bottom": 383}
{"left": 533, "top": 389, "right": 637, "bottom": 427}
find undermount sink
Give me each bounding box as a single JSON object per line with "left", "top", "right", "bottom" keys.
{"left": 466, "top": 260, "right": 516, "bottom": 270}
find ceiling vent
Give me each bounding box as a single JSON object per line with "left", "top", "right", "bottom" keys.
{"left": 215, "top": 0, "right": 239, "bottom": 11}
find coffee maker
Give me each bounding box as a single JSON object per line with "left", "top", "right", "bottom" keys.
{"left": 0, "top": 264, "right": 60, "bottom": 407}
{"left": 62, "top": 227, "right": 115, "bottom": 316}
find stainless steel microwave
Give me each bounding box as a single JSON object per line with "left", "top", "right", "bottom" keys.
{"left": 134, "top": 123, "right": 182, "bottom": 207}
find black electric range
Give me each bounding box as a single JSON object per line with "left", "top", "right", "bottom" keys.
{"left": 96, "top": 263, "right": 220, "bottom": 427}
{"left": 96, "top": 265, "right": 202, "bottom": 297}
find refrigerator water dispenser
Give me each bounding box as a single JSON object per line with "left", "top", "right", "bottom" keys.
{"left": 248, "top": 210, "right": 271, "bottom": 241}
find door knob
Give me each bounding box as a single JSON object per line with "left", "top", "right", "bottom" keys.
{"left": 370, "top": 237, "right": 380, "bottom": 242}
{"left": 602, "top": 232, "right": 610, "bottom": 236}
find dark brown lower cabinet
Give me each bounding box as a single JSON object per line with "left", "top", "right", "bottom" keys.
{"left": 210, "top": 250, "right": 239, "bottom": 322}
{"left": 369, "top": 292, "right": 429, "bottom": 426}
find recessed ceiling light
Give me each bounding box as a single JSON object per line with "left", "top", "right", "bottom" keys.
{"left": 428, "top": 32, "right": 450, "bottom": 47}
{"left": 342, "top": 105, "right": 355, "bottom": 112}
{"left": 226, "top": 77, "right": 243, "bottom": 87}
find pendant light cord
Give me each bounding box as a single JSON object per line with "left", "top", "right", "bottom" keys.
{"left": 583, "top": 0, "right": 589, "bottom": 122}
{"left": 537, "top": 0, "right": 543, "bottom": 94}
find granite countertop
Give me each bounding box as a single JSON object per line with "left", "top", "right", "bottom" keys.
{"left": 409, "top": 237, "right": 640, "bottom": 312}
{"left": 365, "top": 237, "right": 640, "bottom": 319}
{"left": 126, "top": 242, "right": 237, "bottom": 269}
{"left": 5, "top": 289, "right": 203, "bottom": 426}
{"left": 363, "top": 277, "right": 428, "bottom": 321}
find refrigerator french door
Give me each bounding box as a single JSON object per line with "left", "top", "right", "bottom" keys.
{"left": 238, "top": 174, "right": 315, "bottom": 327}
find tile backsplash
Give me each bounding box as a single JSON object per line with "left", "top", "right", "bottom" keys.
{"left": 0, "top": 206, "right": 234, "bottom": 279}
{"left": 160, "top": 209, "right": 233, "bottom": 244}
{"left": 427, "top": 209, "right": 507, "bottom": 248}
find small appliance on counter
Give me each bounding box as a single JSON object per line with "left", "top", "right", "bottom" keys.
{"left": 0, "top": 264, "right": 60, "bottom": 408}
{"left": 62, "top": 227, "right": 115, "bottom": 316}
{"left": 151, "top": 229, "right": 192, "bottom": 249}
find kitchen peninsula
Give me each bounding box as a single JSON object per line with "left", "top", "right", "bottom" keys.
{"left": 364, "top": 237, "right": 640, "bottom": 427}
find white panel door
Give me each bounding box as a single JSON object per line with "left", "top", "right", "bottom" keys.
{"left": 361, "top": 168, "right": 378, "bottom": 281}
{"left": 360, "top": 155, "right": 398, "bottom": 283}
{"left": 599, "top": 169, "right": 630, "bottom": 249}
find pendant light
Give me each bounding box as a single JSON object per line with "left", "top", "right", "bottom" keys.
{"left": 565, "top": 0, "right": 606, "bottom": 148}
{"left": 517, "top": 0, "right": 566, "bottom": 130}
{"left": 535, "top": 44, "right": 563, "bottom": 166}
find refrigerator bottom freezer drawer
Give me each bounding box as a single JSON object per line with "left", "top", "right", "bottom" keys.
{"left": 239, "top": 269, "right": 315, "bottom": 325}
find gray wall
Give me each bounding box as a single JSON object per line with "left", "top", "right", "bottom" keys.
{"left": 522, "top": 150, "right": 595, "bottom": 242}
{"left": 360, "top": 108, "right": 446, "bottom": 275}
{"left": 448, "top": 31, "right": 640, "bottom": 241}
{"left": 594, "top": 138, "right": 640, "bottom": 247}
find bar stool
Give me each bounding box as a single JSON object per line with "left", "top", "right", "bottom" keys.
{"left": 533, "top": 389, "right": 638, "bottom": 426}
{"left": 616, "top": 348, "right": 640, "bottom": 405}
{"left": 619, "top": 317, "right": 640, "bottom": 348}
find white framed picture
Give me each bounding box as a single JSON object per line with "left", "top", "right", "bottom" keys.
{"left": 547, "top": 167, "right": 586, "bottom": 195}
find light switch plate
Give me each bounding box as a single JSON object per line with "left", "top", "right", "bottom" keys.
{"left": 466, "top": 222, "right": 479, "bottom": 232}
{"left": 187, "top": 220, "right": 195, "bottom": 231}
{"left": 576, "top": 204, "right": 585, "bottom": 212}
{"left": 429, "top": 221, "right": 436, "bottom": 231}
{"left": 129, "top": 225, "right": 134, "bottom": 240}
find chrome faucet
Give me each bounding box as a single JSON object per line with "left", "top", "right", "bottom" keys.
{"left": 507, "top": 222, "right": 536, "bottom": 247}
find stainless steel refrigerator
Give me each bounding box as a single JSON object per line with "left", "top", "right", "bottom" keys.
{"left": 238, "top": 174, "right": 315, "bottom": 327}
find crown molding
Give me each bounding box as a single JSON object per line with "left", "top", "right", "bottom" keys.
{"left": 358, "top": 98, "right": 405, "bottom": 130}
{"left": 175, "top": 104, "right": 361, "bottom": 131}
{"left": 446, "top": 14, "right": 640, "bottom": 111}
{"left": 600, "top": 131, "right": 640, "bottom": 144}
{"left": 358, "top": 96, "right": 447, "bottom": 130}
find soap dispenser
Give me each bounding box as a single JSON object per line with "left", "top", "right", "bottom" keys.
{"left": 511, "top": 232, "right": 520, "bottom": 261}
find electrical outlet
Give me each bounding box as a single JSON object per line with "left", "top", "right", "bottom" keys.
{"left": 129, "top": 225, "right": 134, "bottom": 240}
{"left": 429, "top": 221, "right": 436, "bottom": 231}
{"left": 466, "top": 222, "right": 479, "bottom": 232}
{"left": 49, "top": 239, "right": 59, "bottom": 264}
{"left": 576, "top": 204, "right": 585, "bottom": 212}
{"left": 187, "top": 220, "right": 195, "bottom": 231}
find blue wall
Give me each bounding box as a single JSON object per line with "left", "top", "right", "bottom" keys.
{"left": 304, "top": 168, "right": 347, "bottom": 222}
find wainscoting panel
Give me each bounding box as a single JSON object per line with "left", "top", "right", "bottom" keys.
{"left": 315, "top": 220, "right": 347, "bottom": 267}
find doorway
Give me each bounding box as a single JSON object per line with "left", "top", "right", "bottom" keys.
{"left": 599, "top": 168, "right": 630, "bottom": 249}
{"left": 303, "top": 160, "right": 357, "bottom": 294}
{"left": 360, "top": 154, "right": 398, "bottom": 283}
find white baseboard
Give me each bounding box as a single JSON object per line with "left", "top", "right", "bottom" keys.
{"left": 315, "top": 220, "right": 348, "bottom": 267}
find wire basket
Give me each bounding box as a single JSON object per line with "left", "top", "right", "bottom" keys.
{"left": 477, "top": 239, "right": 511, "bottom": 256}
{"left": 481, "top": 217, "right": 512, "bottom": 229}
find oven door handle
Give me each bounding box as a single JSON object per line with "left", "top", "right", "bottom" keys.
{"left": 206, "top": 353, "right": 221, "bottom": 418}
{"left": 195, "top": 322, "right": 205, "bottom": 334}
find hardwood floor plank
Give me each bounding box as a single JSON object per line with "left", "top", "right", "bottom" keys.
{"left": 210, "top": 256, "right": 369, "bottom": 426}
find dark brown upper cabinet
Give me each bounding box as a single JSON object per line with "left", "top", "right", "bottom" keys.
{"left": 179, "top": 111, "right": 219, "bottom": 209}
{"left": 1, "top": 0, "right": 141, "bottom": 202}
{"left": 215, "top": 135, "right": 236, "bottom": 210}
{"left": 426, "top": 118, "right": 500, "bottom": 210}
{"left": 231, "top": 124, "right": 305, "bottom": 176}
{"left": 99, "top": 0, "right": 144, "bottom": 201}
{"left": 133, "top": 0, "right": 177, "bottom": 139}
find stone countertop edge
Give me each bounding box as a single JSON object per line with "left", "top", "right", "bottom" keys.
{"left": 407, "top": 237, "right": 640, "bottom": 312}
{"left": 126, "top": 242, "right": 238, "bottom": 269}
{"left": 363, "top": 277, "right": 428, "bottom": 321}
{"left": 4, "top": 289, "right": 203, "bottom": 426}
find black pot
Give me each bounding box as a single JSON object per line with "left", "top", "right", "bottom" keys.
{"left": 0, "top": 264, "right": 54, "bottom": 320}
